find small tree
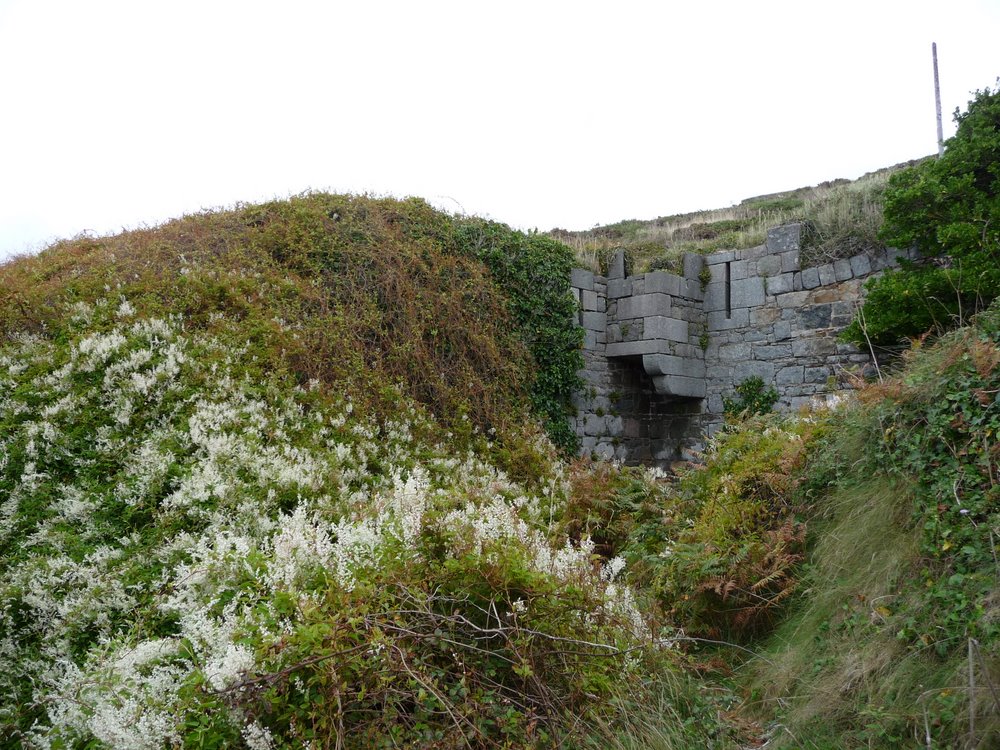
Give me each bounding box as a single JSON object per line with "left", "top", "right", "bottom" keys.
{"left": 843, "top": 84, "right": 1000, "bottom": 345}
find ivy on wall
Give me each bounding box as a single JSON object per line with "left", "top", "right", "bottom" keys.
{"left": 454, "top": 220, "right": 584, "bottom": 453}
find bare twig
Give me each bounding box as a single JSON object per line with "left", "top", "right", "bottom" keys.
{"left": 855, "top": 302, "right": 883, "bottom": 383}
{"left": 392, "top": 644, "right": 477, "bottom": 749}
{"left": 989, "top": 529, "right": 999, "bottom": 581}
{"left": 333, "top": 677, "right": 345, "bottom": 750}
{"left": 971, "top": 638, "right": 1000, "bottom": 714}
{"left": 212, "top": 640, "right": 369, "bottom": 695}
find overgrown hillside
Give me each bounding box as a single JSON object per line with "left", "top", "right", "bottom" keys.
{"left": 0, "top": 196, "right": 727, "bottom": 749}
{"left": 0, "top": 194, "right": 587, "bottom": 457}
{"left": 2, "top": 120, "right": 998, "bottom": 747}
{"left": 741, "top": 306, "right": 1000, "bottom": 747}
{"left": 564, "top": 302, "right": 1000, "bottom": 748}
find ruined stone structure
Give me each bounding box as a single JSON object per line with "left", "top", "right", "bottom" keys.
{"left": 569, "top": 224, "right": 911, "bottom": 466}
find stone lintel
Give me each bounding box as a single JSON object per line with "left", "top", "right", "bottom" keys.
{"left": 615, "top": 293, "right": 671, "bottom": 320}
{"left": 643, "top": 271, "right": 684, "bottom": 296}
{"left": 606, "top": 340, "right": 664, "bottom": 358}
{"left": 705, "top": 250, "right": 736, "bottom": 265}
{"left": 651, "top": 374, "right": 707, "bottom": 398}
{"left": 642, "top": 354, "right": 706, "bottom": 379}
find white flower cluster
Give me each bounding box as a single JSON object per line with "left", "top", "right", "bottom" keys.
{"left": 76, "top": 330, "right": 128, "bottom": 369}
{"left": 0, "top": 308, "right": 650, "bottom": 748}
{"left": 243, "top": 721, "right": 275, "bottom": 750}
{"left": 41, "top": 638, "right": 187, "bottom": 750}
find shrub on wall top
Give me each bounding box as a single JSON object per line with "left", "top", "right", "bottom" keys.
{"left": 844, "top": 84, "right": 1000, "bottom": 345}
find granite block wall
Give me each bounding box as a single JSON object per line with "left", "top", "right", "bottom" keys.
{"left": 569, "top": 223, "right": 911, "bottom": 467}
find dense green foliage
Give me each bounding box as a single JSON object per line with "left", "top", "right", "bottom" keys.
{"left": 721, "top": 376, "right": 779, "bottom": 419}
{"left": 844, "top": 85, "right": 1000, "bottom": 345}
{"left": 866, "top": 316, "right": 999, "bottom": 653}
{"left": 0, "top": 195, "right": 733, "bottom": 749}
{"left": 454, "top": 221, "right": 583, "bottom": 453}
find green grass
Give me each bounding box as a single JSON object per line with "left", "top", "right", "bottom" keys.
{"left": 580, "top": 675, "right": 737, "bottom": 749}
{"left": 557, "top": 161, "right": 929, "bottom": 274}
{"left": 740, "top": 478, "right": 925, "bottom": 747}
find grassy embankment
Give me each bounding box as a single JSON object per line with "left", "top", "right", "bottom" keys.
{"left": 575, "top": 309, "right": 1000, "bottom": 748}
{"left": 740, "top": 312, "right": 1000, "bottom": 748}
{"left": 554, "top": 160, "right": 930, "bottom": 275}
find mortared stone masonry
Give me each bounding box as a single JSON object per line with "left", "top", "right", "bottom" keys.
{"left": 568, "top": 224, "right": 913, "bottom": 466}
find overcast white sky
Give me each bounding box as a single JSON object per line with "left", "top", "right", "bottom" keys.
{"left": 1, "top": 0, "right": 997, "bottom": 259}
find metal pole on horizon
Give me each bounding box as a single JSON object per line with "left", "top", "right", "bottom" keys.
{"left": 933, "top": 42, "right": 944, "bottom": 157}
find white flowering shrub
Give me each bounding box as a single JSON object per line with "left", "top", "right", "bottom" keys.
{"left": 0, "top": 309, "right": 663, "bottom": 749}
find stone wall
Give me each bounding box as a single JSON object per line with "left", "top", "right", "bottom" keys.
{"left": 569, "top": 224, "right": 912, "bottom": 467}
{"left": 569, "top": 269, "right": 621, "bottom": 460}
{"left": 568, "top": 253, "right": 708, "bottom": 465}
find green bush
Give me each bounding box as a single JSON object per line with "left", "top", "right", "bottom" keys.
{"left": 844, "top": 85, "right": 1000, "bottom": 345}
{"left": 563, "top": 417, "right": 820, "bottom": 641}
{"left": 643, "top": 418, "right": 818, "bottom": 639}
{"left": 646, "top": 252, "right": 684, "bottom": 274}
{"left": 722, "top": 376, "right": 779, "bottom": 419}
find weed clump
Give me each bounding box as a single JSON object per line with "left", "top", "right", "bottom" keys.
{"left": 722, "top": 376, "right": 779, "bottom": 419}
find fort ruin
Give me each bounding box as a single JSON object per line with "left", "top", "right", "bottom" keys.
{"left": 569, "top": 224, "right": 912, "bottom": 465}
